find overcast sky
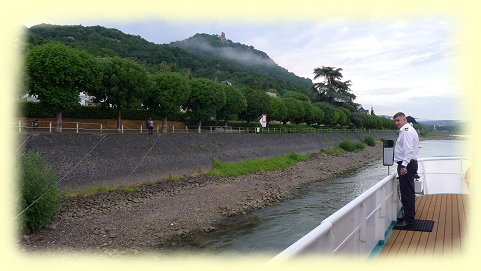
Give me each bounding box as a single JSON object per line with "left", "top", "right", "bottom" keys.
{"left": 58, "top": 17, "right": 463, "bottom": 121}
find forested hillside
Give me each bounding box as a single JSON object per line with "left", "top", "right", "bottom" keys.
{"left": 26, "top": 24, "right": 312, "bottom": 96}
{"left": 171, "top": 33, "right": 312, "bottom": 95}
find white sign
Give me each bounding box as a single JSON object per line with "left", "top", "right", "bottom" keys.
{"left": 259, "top": 114, "right": 267, "bottom": 128}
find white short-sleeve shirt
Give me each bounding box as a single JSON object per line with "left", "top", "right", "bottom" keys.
{"left": 394, "top": 123, "right": 419, "bottom": 167}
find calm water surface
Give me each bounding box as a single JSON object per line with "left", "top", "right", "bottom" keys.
{"left": 162, "top": 139, "right": 467, "bottom": 255}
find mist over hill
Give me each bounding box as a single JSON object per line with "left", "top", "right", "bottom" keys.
{"left": 26, "top": 24, "right": 312, "bottom": 96}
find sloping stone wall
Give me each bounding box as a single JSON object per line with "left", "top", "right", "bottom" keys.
{"left": 21, "top": 131, "right": 397, "bottom": 191}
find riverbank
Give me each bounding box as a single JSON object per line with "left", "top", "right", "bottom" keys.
{"left": 21, "top": 144, "right": 382, "bottom": 254}
{"left": 21, "top": 131, "right": 396, "bottom": 192}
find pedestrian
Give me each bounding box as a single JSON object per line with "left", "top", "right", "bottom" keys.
{"left": 32, "top": 119, "right": 38, "bottom": 129}
{"left": 393, "top": 112, "right": 419, "bottom": 227}
{"left": 146, "top": 118, "right": 154, "bottom": 135}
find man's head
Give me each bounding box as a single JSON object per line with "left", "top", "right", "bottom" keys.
{"left": 393, "top": 112, "right": 407, "bottom": 129}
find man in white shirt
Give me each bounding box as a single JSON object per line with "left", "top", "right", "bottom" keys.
{"left": 393, "top": 112, "right": 419, "bottom": 227}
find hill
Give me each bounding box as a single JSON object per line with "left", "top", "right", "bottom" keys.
{"left": 25, "top": 24, "right": 313, "bottom": 96}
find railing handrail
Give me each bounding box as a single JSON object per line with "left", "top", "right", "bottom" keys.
{"left": 13, "top": 120, "right": 395, "bottom": 134}
{"left": 273, "top": 172, "right": 398, "bottom": 259}
{"left": 272, "top": 157, "right": 469, "bottom": 260}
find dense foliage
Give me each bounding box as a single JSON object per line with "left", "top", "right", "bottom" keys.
{"left": 26, "top": 25, "right": 312, "bottom": 96}
{"left": 19, "top": 151, "right": 60, "bottom": 233}
{"left": 25, "top": 41, "right": 101, "bottom": 130}
{"left": 22, "top": 24, "right": 398, "bottom": 130}
{"left": 93, "top": 56, "right": 150, "bottom": 129}
{"left": 145, "top": 72, "right": 191, "bottom": 131}
{"left": 185, "top": 78, "right": 226, "bottom": 131}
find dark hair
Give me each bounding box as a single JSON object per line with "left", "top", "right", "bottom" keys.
{"left": 393, "top": 112, "right": 405, "bottom": 119}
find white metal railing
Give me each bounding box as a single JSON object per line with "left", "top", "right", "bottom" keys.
{"left": 271, "top": 156, "right": 470, "bottom": 260}
{"left": 272, "top": 171, "right": 399, "bottom": 259}
{"left": 417, "top": 157, "right": 471, "bottom": 195}
{"left": 13, "top": 120, "right": 391, "bottom": 135}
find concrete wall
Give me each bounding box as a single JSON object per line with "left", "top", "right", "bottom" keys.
{"left": 21, "top": 131, "right": 397, "bottom": 191}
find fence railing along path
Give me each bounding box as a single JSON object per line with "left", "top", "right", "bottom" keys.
{"left": 13, "top": 120, "right": 388, "bottom": 134}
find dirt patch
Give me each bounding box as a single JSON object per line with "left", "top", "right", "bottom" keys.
{"left": 20, "top": 144, "right": 382, "bottom": 254}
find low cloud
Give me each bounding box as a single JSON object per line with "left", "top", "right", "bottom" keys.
{"left": 179, "top": 37, "right": 277, "bottom": 67}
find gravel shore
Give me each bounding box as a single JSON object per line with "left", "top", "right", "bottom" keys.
{"left": 21, "top": 144, "right": 382, "bottom": 254}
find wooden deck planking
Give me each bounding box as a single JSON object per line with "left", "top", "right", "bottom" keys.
{"left": 415, "top": 194, "right": 435, "bottom": 256}
{"left": 397, "top": 195, "right": 428, "bottom": 256}
{"left": 451, "top": 195, "right": 461, "bottom": 251}
{"left": 379, "top": 194, "right": 467, "bottom": 257}
{"left": 406, "top": 195, "right": 430, "bottom": 255}
{"left": 423, "top": 193, "right": 442, "bottom": 256}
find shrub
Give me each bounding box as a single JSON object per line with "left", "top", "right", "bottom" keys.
{"left": 339, "top": 140, "right": 356, "bottom": 152}
{"left": 362, "top": 136, "right": 376, "bottom": 146}
{"left": 354, "top": 142, "right": 365, "bottom": 151}
{"left": 339, "top": 140, "right": 365, "bottom": 152}
{"left": 19, "top": 151, "right": 60, "bottom": 233}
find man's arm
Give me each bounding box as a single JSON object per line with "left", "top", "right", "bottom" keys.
{"left": 401, "top": 131, "right": 416, "bottom": 167}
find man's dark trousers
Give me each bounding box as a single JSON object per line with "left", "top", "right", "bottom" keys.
{"left": 397, "top": 160, "right": 418, "bottom": 220}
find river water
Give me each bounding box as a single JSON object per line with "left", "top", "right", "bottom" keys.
{"left": 165, "top": 139, "right": 467, "bottom": 255}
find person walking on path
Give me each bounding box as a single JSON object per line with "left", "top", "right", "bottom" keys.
{"left": 393, "top": 112, "right": 419, "bottom": 227}
{"left": 146, "top": 118, "right": 154, "bottom": 135}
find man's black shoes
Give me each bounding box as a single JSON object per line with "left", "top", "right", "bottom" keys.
{"left": 395, "top": 219, "right": 414, "bottom": 228}
{"left": 397, "top": 215, "right": 407, "bottom": 222}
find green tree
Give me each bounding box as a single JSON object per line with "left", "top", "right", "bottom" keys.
{"left": 94, "top": 56, "right": 150, "bottom": 130}
{"left": 336, "top": 108, "right": 348, "bottom": 127}
{"left": 302, "top": 101, "right": 324, "bottom": 125}
{"left": 283, "top": 91, "right": 310, "bottom": 102}
{"left": 339, "top": 107, "right": 352, "bottom": 127}
{"left": 147, "top": 72, "right": 191, "bottom": 132}
{"left": 239, "top": 88, "right": 270, "bottom": 126}
{"left": 25, "top": 41, "right": 101, "bottom": 131}
{"left": 314, "top": 102, "right": 339, "bottom": 127}
{"left": 268, "top": 96, "right": 287, "bottom": 123}
{"left": 312, "top": 66, "right": 356, "bottom": 108}
{"left": 185, "top": 78, "right": 226, "bottom": 132}
{"left": 217, "top": 84, "right": 247, "bottom": 126}
{"left": 283, "top": 98, "right": 305, "bottom": 124}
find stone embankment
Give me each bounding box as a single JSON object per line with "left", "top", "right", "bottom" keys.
{"left": 21, "top": 131, "right": 397, "bottom": 191}
{"left": 21, "top": 142, "right": 385, "bottom": 253}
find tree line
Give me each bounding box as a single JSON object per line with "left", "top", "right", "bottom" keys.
{"left": 26, "top": 25, "right": 313, "bottom": 97}
{"left": 24, "top": 41, "right": 395, "bottom": 132}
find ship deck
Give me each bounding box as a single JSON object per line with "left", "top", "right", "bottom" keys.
{"left": 379, "top": 194, "right": 469, "bottom": 257}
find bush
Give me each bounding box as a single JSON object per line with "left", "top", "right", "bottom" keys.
{"left": 19, "top": 151, "right": 60, "bottom": 233}
{"left": 339, "top": 140, "right": 365, "bottom": 152}
{"left": 362, "top": 136, "right": 376, "bottom": 147}
{"left": 354, "top": 142, "right": 365, "bottom": 151}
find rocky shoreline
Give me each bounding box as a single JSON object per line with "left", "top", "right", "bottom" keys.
{"left": 21, "top": 144, "right": 382, "bottom": 254}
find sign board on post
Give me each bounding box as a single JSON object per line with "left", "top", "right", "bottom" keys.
{"left": 259, "top": 114, "right": 267, "bottom": 128}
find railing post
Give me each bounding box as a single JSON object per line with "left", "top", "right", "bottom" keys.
{"left": 121, "top": 125, "right": 124, "bottom": 134}
{"left": 359, "top": 202, "right": 367, "bottom": 252}
{"left": 100, "top": 123, "right": 103, "bottom": 133}
{"left": 210, "top": 126, "right": 212, "bottom": 133}
{"left": 18, "top": 120, "right": 21, "bottom": 133}
{"left": 173, "top": 125, "right": 175, "bottom": 133}
{"left": 49, "top": 121, "right": 52, "bottom": 133}
{"left": 76, "top": 122, "right": 79, "bottom": 133}
{"left": 140, "top": 125, "right": 143, "bottom": 134}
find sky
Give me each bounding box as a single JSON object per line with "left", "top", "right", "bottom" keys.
{"left": 40, "top": 17, "right": 463, "bottom": 121}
